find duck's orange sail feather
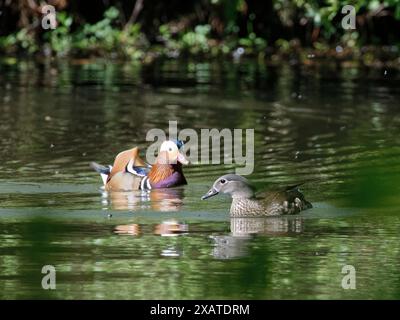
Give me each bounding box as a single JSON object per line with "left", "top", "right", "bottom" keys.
{"left": 108, "top": 147, "right": 146, "bottom": 181}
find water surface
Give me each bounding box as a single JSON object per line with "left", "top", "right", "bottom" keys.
{"left": 0, "top": 59, "right": 400, "bottom": 299}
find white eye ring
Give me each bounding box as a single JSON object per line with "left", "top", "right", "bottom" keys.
{"left": 160, "top": 141, "right": 178, "bottom": 153}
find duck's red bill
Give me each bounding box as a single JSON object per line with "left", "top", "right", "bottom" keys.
{"left": 177, "top": 152, "right": 189, "bottom": 165}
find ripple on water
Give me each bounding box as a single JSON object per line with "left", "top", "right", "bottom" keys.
{"left": 1, "top": 61, "right": 400, "bottom": 299}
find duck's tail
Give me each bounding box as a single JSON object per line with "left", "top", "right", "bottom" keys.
{"left": 285, "top": 183, "right": 313, "bottom": 209}
{"left": 90, "top": 162, "right": 112, "bottom": 186}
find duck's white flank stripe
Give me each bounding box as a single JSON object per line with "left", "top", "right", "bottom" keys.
{"left": 140, "top": 177, "right": 147, "bottom": 190}
{"left": 139, "top": 177, "right": 152, "bottom": 190}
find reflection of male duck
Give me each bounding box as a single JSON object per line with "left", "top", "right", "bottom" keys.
{"left": 102, "top": 187, "right": 185, "bottom": 211}
{"left": 114, "top": 219, "right": 188, "bottom": 237}
{"left": 114, "top": 219, "right": 188, "bottom": 257}
{"left": 211, "top": 217, "right": 304, "bottom": 259}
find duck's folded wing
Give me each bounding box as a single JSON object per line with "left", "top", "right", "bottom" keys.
{"left": 256, "top": 184, "right": 312, "bottom": 212}
{"left": 255, "top": 189, "right": 283, "bottom": 203}
{"left": 256, "top": 182, "right": 306, "bottom": 198}
{"left": 125, "top": 159, "right": 151, "bottom": 177}
{"left": 284, "top": 183, "right": 305, "bottom": 191}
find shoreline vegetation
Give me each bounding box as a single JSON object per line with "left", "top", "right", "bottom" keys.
{"left": 0, "top": 1, "right": 399, "bottom": 68}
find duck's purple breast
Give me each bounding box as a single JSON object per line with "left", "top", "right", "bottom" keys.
{"left": 151, "top": 170, "right": 187, "bottom": 188}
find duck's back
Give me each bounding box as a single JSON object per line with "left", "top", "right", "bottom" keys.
{"left": 230, "top": 186, "right": 312, "bottom": 217}
{"left": 257, "top": 185, "right": 312, "bottom": 215}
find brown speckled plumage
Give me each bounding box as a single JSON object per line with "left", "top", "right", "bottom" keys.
{"left": 202, "top": 174, "right": 312, "bottom": 217}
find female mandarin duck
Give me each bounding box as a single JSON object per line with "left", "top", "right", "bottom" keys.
{"left": 91, "top": 140, "right": 188, "bottom": 191}
{"left": 202, "top": 174, "right": 312, "bottom": 217}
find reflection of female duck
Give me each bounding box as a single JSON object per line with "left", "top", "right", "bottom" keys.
{"left": 211, "top": 217, "right": 304, "bottom": 259}
{"left": 230, "top": 217, "right": 304, "bottom": 236}
{"left": 91, "top": 140, "right": 188, "bottom": 191}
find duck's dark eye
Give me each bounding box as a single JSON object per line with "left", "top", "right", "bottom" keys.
{"left": 220, "top": 179, "right": 226, "bottom": 184}
{"left": 168, "top": 148, "right": 172, "bottom": 152}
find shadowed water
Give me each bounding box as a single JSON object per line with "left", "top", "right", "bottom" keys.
{"left": 0, "top": 58, "right": 400, "bottom": 299}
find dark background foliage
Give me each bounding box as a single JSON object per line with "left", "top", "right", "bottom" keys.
{"left": 0, "top": 0, "right": 399, "bottom": 60}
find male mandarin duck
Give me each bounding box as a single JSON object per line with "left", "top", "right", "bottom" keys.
{"left": 202, "top": 174, "right": 312, "bottom": 217}
{"left": 91, "top": 140, "right": 188, "bottom": 191}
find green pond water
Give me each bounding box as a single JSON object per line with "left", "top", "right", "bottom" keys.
{"left": 0, "top": 59, "right": 400, "bottom": 299}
